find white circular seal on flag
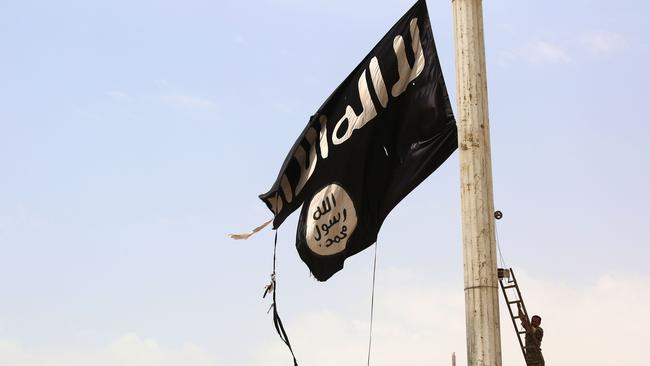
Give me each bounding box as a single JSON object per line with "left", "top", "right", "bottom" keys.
{"left": 305, "top": 183, "right": 358, "bottom": 256}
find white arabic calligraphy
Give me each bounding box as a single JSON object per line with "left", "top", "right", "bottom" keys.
{"left": 305, "top": 184, "right": 358, "bottom": 256}
{"left": 265, "top": 18, "right": 425, "bottom": 215}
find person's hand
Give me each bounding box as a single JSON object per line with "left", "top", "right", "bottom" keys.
{"left": 517, "top": 304, "right": 526, "bottom": 321}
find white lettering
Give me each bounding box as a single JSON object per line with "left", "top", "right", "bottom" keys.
{"left": 294, "top": 127, "right": 318, "bottom": 195}
{"left": 280, "top": 174, "right": 293, "bottom": 203}
{"left": 267, "top": 195, "right": 283, "bottom": 215}
{"left": 369, "top": 57, "right": 388, "bottom": 108}
{"left": 318, "top": 115, "right": 329, "bottom": 159}
{"left": 332, "top": 70, "right": 378, "bottom": 145}
{"left": 391, "top": 18, "right": 425, "bottom": 98}
{"left": 271, "top": 17, "right": 428, "bottom": 215}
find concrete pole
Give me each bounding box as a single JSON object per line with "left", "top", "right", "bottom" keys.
{"left": 451, "top": 1, "right": 502, "bottom": 366}
{"left": 452, "top": 352, "right": 457, "bottom": 366}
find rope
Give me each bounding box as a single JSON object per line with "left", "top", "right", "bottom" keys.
{"left": 366, "top": 240, "right": 379, "bottom": 366}
{"left": 495, "top": 223, "right": 508, "bottom": 269}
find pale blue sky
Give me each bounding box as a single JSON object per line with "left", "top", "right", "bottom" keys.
{"left": 1, "top": 1, "right": 649, "bottom": 365}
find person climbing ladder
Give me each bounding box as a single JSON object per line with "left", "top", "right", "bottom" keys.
{"left": 518, "top": 305, "right": 545, "bottom": 366}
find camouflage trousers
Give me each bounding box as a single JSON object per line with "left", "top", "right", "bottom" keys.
{"left": 525, "top": 349, "right": 545, "bottom": 366}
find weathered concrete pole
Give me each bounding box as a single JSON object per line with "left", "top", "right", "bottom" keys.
{"left": 451, "top": 1, "right": 502, "bottom": 366}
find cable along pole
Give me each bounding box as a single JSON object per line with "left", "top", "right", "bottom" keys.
{"left": 451, "top": 0, "right": 502, "bottom": 365}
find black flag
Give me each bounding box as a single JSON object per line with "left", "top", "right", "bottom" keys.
{"left": 260, "top": 0, "right": 457, "bottom": 281}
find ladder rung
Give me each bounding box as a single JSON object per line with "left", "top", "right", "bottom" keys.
{"left": 503, "top": 284, "right": 517, "bottom": 289}
{"left": 512, "top": 315, "right": 521, "bottom": 319}
{"left": 507, "top": 300, "right": 522, "bottom": 305}
{"left": 518, "top": 330, "right": 527, "bottom": 334}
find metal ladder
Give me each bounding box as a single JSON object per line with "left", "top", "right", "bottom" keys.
{"left": 498, "top": 268, "right": 529, "bottom": 362}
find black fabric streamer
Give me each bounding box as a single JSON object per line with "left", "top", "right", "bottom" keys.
{"left": 270, "top": 230, "right": 299, "bottom": 366}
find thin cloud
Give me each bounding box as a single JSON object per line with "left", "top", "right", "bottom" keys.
{"left": 106, "top": 90, "right": 135, "bottom": 103}
{"left": 232, "top": 35, "right": 247, "bottom": 45}
{"left": 582, "top": 31, "right": 627, "bottom": 53}
{"left": 154, "top": 79, "right": 171, "bottom": 89}
{"left": 0, "top": 334, "right": 221, "bottom": 366}
{"left": 255, "top": 269, "right": 649, "bottom": 366}
{"left": 2, "top": 271, "right": 646, "bottom": 365}
{"left": 160, "top": 95, "right": 217, "bottom": 110}
{"left": 528, "top": 41, "right": 571, "bottom": 64}
{"left": 107, "top": 82, "right": 217, "bottom": 111}
{"left": 500, "top": 41, "right": 571, "bottom": 65}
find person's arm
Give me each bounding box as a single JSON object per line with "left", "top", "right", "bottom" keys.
{"left": 518, "top": 305, "right": 532, "bottom": 333}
